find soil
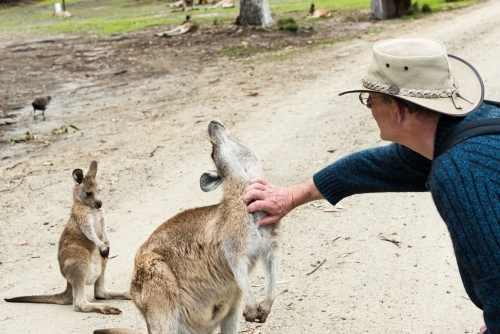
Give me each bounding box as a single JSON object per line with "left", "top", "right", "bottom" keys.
{"left": 1, "top": 1, "right": 500, "bottom": 333}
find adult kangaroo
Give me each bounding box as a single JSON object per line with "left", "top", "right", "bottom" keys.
{"left": 94, "top": 120, "right": 281, "bottom": 334}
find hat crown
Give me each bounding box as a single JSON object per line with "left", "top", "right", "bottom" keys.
{"left": 367, "top": 38, "right": 454, "bottom": 91}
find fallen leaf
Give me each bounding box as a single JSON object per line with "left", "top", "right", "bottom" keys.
{"left": 247, "top": 92, "right": 259, "bottom": 97}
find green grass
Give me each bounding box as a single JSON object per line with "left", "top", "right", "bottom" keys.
{"left": 397, "top": 0, "right": 477, "bottom": 20}
{"left": 0, "top": 0, "right": 479, "bottom": 36}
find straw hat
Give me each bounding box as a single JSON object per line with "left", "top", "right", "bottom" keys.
{"left": 339, "top": 38, "right": 484, "bottom": 116}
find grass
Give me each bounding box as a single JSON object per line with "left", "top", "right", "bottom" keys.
{"left": 0, "top": 0, "right": 479, "bottom": 36}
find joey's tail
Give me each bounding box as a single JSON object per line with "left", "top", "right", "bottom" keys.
{"left": 94, "top": 329, "right": 143, "bottom": 334}
{"left": 4, "top": 282, "right": 72, "bottom": 305}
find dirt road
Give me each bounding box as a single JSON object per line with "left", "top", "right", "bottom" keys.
{"left": 1, "top": 1, "right": 500, "bottom": 333}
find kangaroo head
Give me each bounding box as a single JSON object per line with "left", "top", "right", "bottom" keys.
{"left": 309, "top": 3, "right": 315, "bottom": 14}
{"left": 200, "top": 120, "right": 261, "bottom": 192}
{"left": 72, "top": 161, "right": 102, "bottom": 209}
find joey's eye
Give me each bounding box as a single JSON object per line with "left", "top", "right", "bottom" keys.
{"left": 86, "top": 192, "right": 92, "bottom": 196}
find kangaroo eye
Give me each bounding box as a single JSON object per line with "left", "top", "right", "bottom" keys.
{"left": 86, "top": 192, "right": 92, "bottom": 196}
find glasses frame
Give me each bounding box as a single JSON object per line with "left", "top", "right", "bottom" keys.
{"left": 359, "top": 92, "right": 385, "bottom": 106}
{"left": 358, "top": 92, "right": 409, "bottom": 108}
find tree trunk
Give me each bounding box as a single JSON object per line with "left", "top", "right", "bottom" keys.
{"left": 238, "top": 0, "right": 273, "bottom": 28}
{"left": 62, "top": 0, "right": 66, "bottom": 11}
{"left": 371, "top": 0, "right": 411, "bottom": 20}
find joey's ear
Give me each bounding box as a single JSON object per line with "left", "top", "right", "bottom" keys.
{"left": 200, "top": 171, "right": 222, "bottom": 192}
{"left": 73, "top": 169, "right": 84, "bottom": 184}
{"left": 86, "top": 161, "right": 98, "bottom": 178}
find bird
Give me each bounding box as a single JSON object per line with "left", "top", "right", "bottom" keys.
{"left": 32, "top": 96, "right": 51, "bottom": 122}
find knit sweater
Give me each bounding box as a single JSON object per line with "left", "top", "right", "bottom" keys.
{"left": 313, "top": 101, "right": 500, "bottom": 333}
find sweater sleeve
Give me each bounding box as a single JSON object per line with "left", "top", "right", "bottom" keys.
{"left": 313, "top": 143, "right": 432, "bottom": 205}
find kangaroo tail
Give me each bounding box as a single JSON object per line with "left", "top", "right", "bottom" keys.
{"left": 94, "top": 329, "right": 143, "bottom": 334}
{"left": 4, "top": 282, "right": 72, "bottom": 305}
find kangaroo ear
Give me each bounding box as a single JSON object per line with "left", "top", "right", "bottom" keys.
{"left": 200, "top": 171, "right": 222, "bottom": 192}
{"left": 73, "top": 169, "right": 84, "bottom": 184}
{"left": 86, "top": 161, "right": 98, "bottom": 178}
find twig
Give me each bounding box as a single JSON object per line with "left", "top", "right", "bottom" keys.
{"left": 325, "top": 236, "right": 341, "bottom": 244}
{"left": 378, "top": 234, "right": 402, "bottom": 248}
{"left": 150, "top": 145, "right": 164, "bottom": 157}
{"left": 306, "top": 258, "right": 326, "bottom": 276}
{"left": 108, "top": 255, "right": 118, "bottom": 259}
{"left": 5, "top": 161, "right": 23, "bottom": 170}
{"left": 0, "top": 255, "right": 40, "bottom": 264}
{"left": 0, "top": 177, "right": 24, "bottom": 193}
{"left": 109, "top": 83, "right": 129, "bottom": 89}
{"left": 29, "top": 182, "right": 52, "bottom": 191}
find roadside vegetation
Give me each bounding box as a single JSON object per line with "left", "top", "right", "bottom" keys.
{"left": 0, "top": 0, "right": 478, "bottom": 36}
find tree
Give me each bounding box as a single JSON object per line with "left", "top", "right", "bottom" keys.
{"left": 371, "top": 0, "right": 411, "bottom": 20}
{"left": 237, "top": 0, "right": 273, "bottom": 28}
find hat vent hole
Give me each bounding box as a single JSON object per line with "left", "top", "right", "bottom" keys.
{"left": 404, "top": 66, "right": 408, "bottom": 71}
{"left": 386, "top": 63, "right": 390, "bottom": 68}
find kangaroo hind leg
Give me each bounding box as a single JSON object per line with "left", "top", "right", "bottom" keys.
{"left": 63, "top": 256, "right": 121, "bottom": 314}
{"left": 95, "top": 258, "right": 130, "bottom": 300}
{"left": 131, "top": 253, "right": 184, "bottom": 333}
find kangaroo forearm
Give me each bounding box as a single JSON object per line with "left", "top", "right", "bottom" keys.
{"left": 79, "top": 224, "right": 106, "bottom": 248}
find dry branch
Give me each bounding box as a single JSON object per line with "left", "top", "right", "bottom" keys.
{"left": 306, "top": 258, "right": 326, "bottom": 276}
{"left": 0, "top": 177, "right": 24, "bottom": 193}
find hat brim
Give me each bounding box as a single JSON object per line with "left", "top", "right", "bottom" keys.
{"left": 339, "top": 55, "right": 484, "bottom": 117}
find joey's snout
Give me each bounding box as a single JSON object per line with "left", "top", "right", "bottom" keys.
{"left": 96, "top": 200, "right": 102, "bottom": 209}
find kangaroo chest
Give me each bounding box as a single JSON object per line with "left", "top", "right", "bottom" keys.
{"left": 87, "top": 209, "right": 105, "bottom": 240}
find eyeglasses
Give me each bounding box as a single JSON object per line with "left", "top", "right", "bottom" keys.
{"left": 359, "top": 92, "right": 409, "bottom": 108}
{"left": 359, "top": 92, "right": 385, "bottom": 106}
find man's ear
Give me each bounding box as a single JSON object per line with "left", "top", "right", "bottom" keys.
{"left": 394, "top": 98, "right": 406, "bottom": 124}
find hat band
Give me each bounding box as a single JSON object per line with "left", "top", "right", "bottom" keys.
{"left": 362, "top": 77, "right": 474, "bottom": 109}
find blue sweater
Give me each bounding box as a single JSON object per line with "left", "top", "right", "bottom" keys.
{"left": 313, "top": 101, "right": 500, "bottom": 333}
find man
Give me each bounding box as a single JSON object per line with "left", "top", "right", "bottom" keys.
{"left": 243, "top": 38, "right": 500, "bottom": 334}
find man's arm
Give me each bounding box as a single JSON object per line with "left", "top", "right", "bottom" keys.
{"left": 245, "top": 143, "right": 431, "bottom": 226}
{"left": 244, "top": 177, "right": 323, "bottom": 226}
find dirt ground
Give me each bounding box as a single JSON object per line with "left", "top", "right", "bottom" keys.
{"left": 1, "top": 1, "right": 500, "bottom": 333}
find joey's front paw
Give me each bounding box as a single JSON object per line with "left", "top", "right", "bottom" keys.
{"left": 243, "top": 304, "right": 258, "bottom": 322}
{"left": 100, "top": 246, "right": 110, "bottom": 258}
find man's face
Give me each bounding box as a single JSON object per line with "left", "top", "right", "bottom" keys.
{"left": 365, "top": 93, "right": 397, "bottom": 141}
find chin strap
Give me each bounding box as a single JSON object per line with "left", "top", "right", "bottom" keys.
{"left": 451, "top": 82, "right": 474, "bottom": 109}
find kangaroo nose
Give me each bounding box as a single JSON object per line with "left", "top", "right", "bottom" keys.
{"left": 96, "top": 201, "right": 102, "bottom": 209}
{"left": 208, "top": 120, "right": 227, "bottom": 136}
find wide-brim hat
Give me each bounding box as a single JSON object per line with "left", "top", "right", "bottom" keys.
{"left": 339, "top": 38, "right": 484, "bottom": 116}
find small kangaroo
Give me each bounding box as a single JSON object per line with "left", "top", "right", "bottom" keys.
{"left": 307, "top": 3, "right": 332, "bottom": 18}
{"left": 94, "top": 120, "right": 281, "bottom": 334}
{"left": 207, "top": 0, "right": 234, "bottom": 9}
{"left": 155, "top": 15, "right": 197, "bottom": 37}
{"left": 5, "top": 161, "right": 130, "bottom": 314}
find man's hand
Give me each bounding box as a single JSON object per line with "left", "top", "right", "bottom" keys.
{"left": 479, "top": 324, "right": 487, "bottom": 334}
{"left": 243, "top": 177, "right": 294, "bottom": 226}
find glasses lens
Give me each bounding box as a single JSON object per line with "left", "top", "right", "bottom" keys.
{"left": 359, "top": 93, "right": 370, "bottom": 105}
